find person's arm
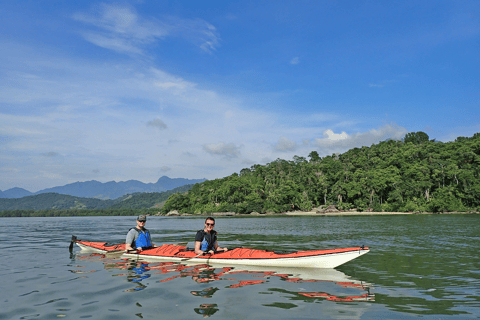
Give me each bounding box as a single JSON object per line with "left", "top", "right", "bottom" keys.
{"left": 214, "top": 241, "right": 228, "bottom": 252}
{"left": 195, "top": 240, "right": 214, "bottom": 254}
{"left": 125, "top": 230, "right": 136, "bottom": 252}
{"left": 148, "top": 233, "right": 158, "bottom": 248}
{"left": 194, "top": 231, "right": 209, "bottom": 254}
{"left": 194, "top": 241, "right": 204, "bottom": 255}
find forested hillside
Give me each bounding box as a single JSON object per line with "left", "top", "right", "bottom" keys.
{"left": 161, "top": 132, "right": 480, "bottom": 214}
{"left": 0, "top": 184, "right": 194, "bottom": 216}
{"left": 0, "top": 193, "right": 118, "bottom": 211}
{"left": 109, "top": 184, "right": 193, "bottom": 209}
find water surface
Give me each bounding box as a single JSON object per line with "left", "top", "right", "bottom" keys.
{"left": 0, "top": 214, "right": 478, "bottom": 319}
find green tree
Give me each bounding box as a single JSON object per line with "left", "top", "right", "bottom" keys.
{"left": 404, "top": 131, "right": 429, "bottom": 144}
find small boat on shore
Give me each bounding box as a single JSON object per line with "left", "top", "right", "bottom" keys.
{"left": 71, "top": 236, "right": 369, "bottom": 269}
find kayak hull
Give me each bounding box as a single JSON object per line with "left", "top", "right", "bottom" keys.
{"left": 74, "top": 240, "right": 369, "bottom": 269}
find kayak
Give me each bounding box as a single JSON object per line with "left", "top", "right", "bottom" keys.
{"left": 71, "top": 236, "right": 369, "bottom": 268}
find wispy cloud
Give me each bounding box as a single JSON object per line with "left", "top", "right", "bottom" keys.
{"left": 290, "top": 57, "right": 300, "bottom": 65}
{"left": 41, "top": 152, "right": 60, "bottom": 157}
{"left": 0, "top": 39, "right": 412, "bottom": 192}
{"left": 8, "top": 2, "right": 475, "bottom": 193}
{"left": 73, "top": 3, "right": 220, "bottom": 55}
{"left": 147, "top": 118, "right": 167, "bottom": 130}
{"left": 203, "top": 142, "right": 241, "bottom": 159}
{"left": 274, "top": 136, "right": 297, "bottom": 152}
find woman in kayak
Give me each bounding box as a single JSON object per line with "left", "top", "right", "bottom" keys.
{"left": 125, "top": 215, "right": 158, "bottom": 252}
{"left": 195, "top": 217, "right": 228, "bottom": 255}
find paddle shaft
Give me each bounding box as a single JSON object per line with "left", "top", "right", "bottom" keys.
{"left": 107, "top": 243, "right": 185, "bottom": 255}
{"left": 181, "top": 249, "right": 225, "bottom": 261}
{"left": 108, "top": 242, "right": 186, "bottom": 254}
{"left": 181, "top": 252, "right": 204, "bottom": 261}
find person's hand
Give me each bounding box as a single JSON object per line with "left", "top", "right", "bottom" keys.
{"left": 208, "top": 250, "right": 215, "bottom": 254}
{"left": 224, "top": 247, "right": 228, "bottom": 252}
{"left": 137, "top": 247, "right": 143, "bottom": 252}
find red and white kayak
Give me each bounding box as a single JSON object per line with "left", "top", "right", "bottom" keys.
{"left": 72, "top": 237, "right": 369, "bottom": 269}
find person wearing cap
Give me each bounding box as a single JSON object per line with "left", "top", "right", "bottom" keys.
{"left": 125, "top": 215, "right": 157, "bottom": 252}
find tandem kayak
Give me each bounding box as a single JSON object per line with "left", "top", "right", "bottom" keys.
{"left": 71, "top": 236, "right": 369, "bottom": 269}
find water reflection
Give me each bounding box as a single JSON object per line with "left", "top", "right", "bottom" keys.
{"left": 72, "top": 252, "right": 373, "bottom": 318}
{"left": 191, "top": 287, "right": 219, "bottom": 298}
{"left": 193, "top": 303, "right": 219, "bottom": 317}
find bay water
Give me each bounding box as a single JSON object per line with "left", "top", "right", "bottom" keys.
{"left": 0, "top": 214, "right": 478, "bottom": 319}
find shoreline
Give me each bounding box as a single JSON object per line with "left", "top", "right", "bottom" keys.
{"left": 165, "top": 211, "right": 478, "bottom": 217}
{"left": 282, "top": 211, "right": 476, "bottom": 216}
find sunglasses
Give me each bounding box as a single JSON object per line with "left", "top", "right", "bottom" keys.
{"left": 205, "top": 223, "right": 215, "bottom": 226}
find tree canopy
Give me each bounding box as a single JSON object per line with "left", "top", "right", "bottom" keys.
{"left": 161, "top": 132, "right": 480, "bottom": 214}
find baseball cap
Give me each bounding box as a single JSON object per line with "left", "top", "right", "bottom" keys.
{"left": 137, "top": 215, "right": 147, "bottom": 222}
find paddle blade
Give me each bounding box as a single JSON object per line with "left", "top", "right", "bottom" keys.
{"left": 69, "top": 235, "right": 77, "bottom": 252}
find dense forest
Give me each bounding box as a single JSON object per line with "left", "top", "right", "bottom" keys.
{"left": 161, "top": 132, "right": 480, "bottom": 214}
{"left": 0, "top": 185, "right": 193, "bottom": 217}
{"left": 2, "top": 132, "right": 479, "bottom": 218}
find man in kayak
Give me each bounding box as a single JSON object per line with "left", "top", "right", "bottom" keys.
{"left": 125, "top": 215, "right": 158, "bottom": 252}
{"left": 195, "top": 217, "right": 228, "bottom": 255}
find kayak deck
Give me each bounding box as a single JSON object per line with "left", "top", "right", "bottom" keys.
{"left": 74, "top": 239, "right": 369, "bottom": 269}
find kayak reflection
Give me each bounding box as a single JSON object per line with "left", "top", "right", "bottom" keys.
{"left": 75, "top": 253, "right": 374, "bottom": 304}
{"left": 109, "top": 259, "right": 151, "bottom": 291}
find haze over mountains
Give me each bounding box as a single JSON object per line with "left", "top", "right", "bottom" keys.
{"left": 0, "top": 176, "right": 206, "bottom": 200}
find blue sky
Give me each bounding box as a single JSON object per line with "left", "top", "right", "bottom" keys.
{"left": 1, "top": 1, "right": 479, "bottom": 192}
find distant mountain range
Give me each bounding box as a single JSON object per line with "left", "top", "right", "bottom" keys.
{"left": 0, "top": 176, "right": 206, "bottom": 200}
{"left": 0, "top": 184, "right": 194, "bottom": 212}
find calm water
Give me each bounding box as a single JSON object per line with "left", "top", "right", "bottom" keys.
{"left": 0, "top": 214, "right": 479, "bottom": 319}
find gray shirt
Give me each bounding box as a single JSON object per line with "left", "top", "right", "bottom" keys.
{"left": 126, "top": 228, "right": 141, "bottom": 248}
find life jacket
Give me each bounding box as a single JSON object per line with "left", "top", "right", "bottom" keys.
{"left": 130, "top": 227, "right": 152, "bottom": 248}
{"left": 198, "top": 230, "right": 217, "bottom": 251}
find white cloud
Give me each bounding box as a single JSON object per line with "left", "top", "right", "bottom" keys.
{"left": 81, "top": 33, "right": 144, "bottom": 54}
{"left": 73, "top": 4, "right": 220, "bottom": 55}
{"left": 0, "top": 42, "right": 414, "bottom": 192}
{"left": 147, "top": 118, "right": 167, "bottom": 130}
{"left": 41, "top": 152, "right": 60, "bottom": 157}
{"left": 312, "top": 124, "right": 408, "bottom": 154}
{"left": 290, "top": 57, "right": 300, "bottom": 65}
{"left": 203, "top": 142, "right": 241, "bottom": 159}
{"left": 321, "top": 129, "right": 349, "bottom": 141}
{"left": 274, "top": 136, "right": 297, "bottom": 152}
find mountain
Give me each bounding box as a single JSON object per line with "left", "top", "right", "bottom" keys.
{"left": 0, "top": 193, "right": 118, "bottom": 211}
{"left": 1, "top": 176, "right": 206, "bottom": 200}
{"left": 0, "top": 184, "right": 195, "bottom": 212}
{"left": 0, "top": 187, "right": 33, "bottom": 199}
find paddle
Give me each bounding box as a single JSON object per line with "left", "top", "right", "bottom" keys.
{"left": 181, "top": 252, "right": 205, "bottom": 261}
{"left": 106, "top": 242, "right": 188, "bottom": 256}
{"left": 105, "top": 249, "right": 135, "bottom": 256}
{"left": 174, "top": 242, "right": 188, "bottom": 247}
{"left": 181, "top": 248, "right": 226, "bottom": 262}
{"left": 69, "top": 235, "right": 77, "bottom": 252}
